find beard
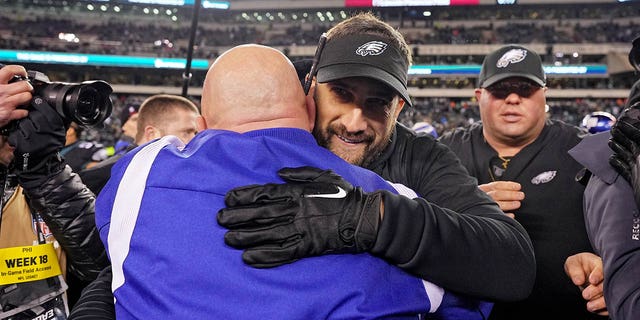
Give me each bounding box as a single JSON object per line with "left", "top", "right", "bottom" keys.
{"left": 313, "top": 122, "right": 392, "bottom": 168}
{"left": 312, "top": 87, "right": 397, "bottom": 168}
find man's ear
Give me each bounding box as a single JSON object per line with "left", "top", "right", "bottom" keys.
{"left": 144, "top": 125, "right": 166, "bottom": 142}
{"left": 196, "top": 115, "right": 207, "bottom": 132}
{"left": 474, "top": 88, "right": 483, "bottom": 102}
{"left": 393, "top": 98, "right": 406, "bottom": 120}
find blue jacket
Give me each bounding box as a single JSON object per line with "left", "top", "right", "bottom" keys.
{"left": 96, "top": 128, "right": 490, "bottom": 320}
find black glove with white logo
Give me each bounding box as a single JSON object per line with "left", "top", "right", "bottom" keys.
{"left": 608, "top": 101, "right": 640, "bottom": 206}
{"left": 217, "top": 166, "right": 384, "bottom": 268}
{"left": 8, "top": 97, "right": 66, "bottom": 184}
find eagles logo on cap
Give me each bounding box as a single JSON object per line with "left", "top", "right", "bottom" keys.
{"left": 477, "top": 44, "right": 546, "bottom": 88}
{"left": 356, "top": 41, "right": 388, "bottom": 57}
{"left": 315, "top": 34, "right": 412, "bottom": 107}
{"left": 497, "top": 49, "right": 527, "bottom": 68}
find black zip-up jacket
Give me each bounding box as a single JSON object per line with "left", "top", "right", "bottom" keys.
{"left": 369, "top": 123, "right": 536, "bottom": 301}
{"left": 439, "top": 120, "right": 603, "bottom": 319}
{"left": 19, "top": 159, "right": 109, "bottom": 281}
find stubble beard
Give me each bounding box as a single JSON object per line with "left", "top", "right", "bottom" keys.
{"left": 313, "top": 123, "right": 392, "bottom": 169}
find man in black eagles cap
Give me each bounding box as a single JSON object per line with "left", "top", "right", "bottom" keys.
{"left": 218, "top": 13, "right": 536, "bottom": 303}
{"left": 439, "top": 45, "right": 607, "bottom": 319}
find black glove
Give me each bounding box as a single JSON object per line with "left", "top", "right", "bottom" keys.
{"left": 217, "top": 166, "right": 384, "bottom": 268}
{"left": 608, "top": 103, "right": 640, "bottom": 206}
{"left": 8, "top": 97, "right": 66, "bottom": 174}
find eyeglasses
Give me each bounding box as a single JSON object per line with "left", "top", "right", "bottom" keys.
{"left": 485, "top": 81, "right": 542, "bottom": 99}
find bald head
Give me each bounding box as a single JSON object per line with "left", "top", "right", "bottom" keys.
{"left": 201, "top": 44, "right": 311, "bottom": 133}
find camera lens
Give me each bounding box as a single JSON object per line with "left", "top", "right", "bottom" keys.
{"left": 36, "top": 80, "right": 113, "bottom": 127}
{"left": 71, "top": 85, "right": 108, "bottom": 125}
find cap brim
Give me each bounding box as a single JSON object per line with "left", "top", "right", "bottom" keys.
{"left": 317, "top": 64, "right": 412, "bottom": 107}
{"left": 481, "top": 73, "right": 545, "bottom": 88}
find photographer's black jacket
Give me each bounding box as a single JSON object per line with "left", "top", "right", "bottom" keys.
{"left": 439, "top": 120, "right": 602, "bottom": 319}
{"left": 20, "top": 161, "right": 109, "bottom": 281}
{"left": 369, "top": 123, "right": 536, "bottom": 301}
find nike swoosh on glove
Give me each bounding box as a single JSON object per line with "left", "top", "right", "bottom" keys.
{"left": 217, "top": 166, "right": 386, "bottom": 268}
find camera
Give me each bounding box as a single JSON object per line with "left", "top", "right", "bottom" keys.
{"left": 2, "top": 64, "right": 113, "bottom": 129}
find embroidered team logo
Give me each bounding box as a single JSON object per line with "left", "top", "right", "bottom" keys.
{"left": 356, "top": 41, "right": 388, "bottom": 56}
{"left": 496, "top": 49, "right": 527, "bottom": 68}
{"left": 531, "top": 171, "right": 556, "bottom": 185}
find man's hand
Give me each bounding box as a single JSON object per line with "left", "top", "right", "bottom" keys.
{"left": 478, "top": 181, "right": 524, "bottom": 218}
{"left": 8, "top": 97, "right": 66, "bottom": 174}
{"left": 608, "top": 103, "right": 640, "bottom": 206}
{"left": 564, "top": 252, "right": 608, "bottom": 316}
{"left": 0, "top": 64, "right": 31, "bottom": 128}
{"left": 217, "top": 166, "right": 384, "bottom": 268}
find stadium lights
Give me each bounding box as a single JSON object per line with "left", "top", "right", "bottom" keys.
{"left": 76, "top": 0, "right": 229, "bottom": 9}
{"left": 58, "top": 33, "right": 80, "bottom": 43}
{"left": 202, "top": 1, "right": 230, "bottom": 9}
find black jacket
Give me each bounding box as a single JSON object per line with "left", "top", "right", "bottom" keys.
{"left": 20, "top": 160, "right": 109, "bottom": 281}
{"left": 68, "top": 265, "right": 115, "bottom": 320}
{"left": 79, "top": 151, "right": 130, "bottom": 195}
{"left": 368, "top": 123, "right": 536, "bottom": 301}
{"left": 440, "top": 120, "right": 603, "bottom": 319}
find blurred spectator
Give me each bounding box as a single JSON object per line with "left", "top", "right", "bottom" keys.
{"left": 580, "top": 111, "right": 616, "bottom": 134}
{"left": 61, "top": 122, "right": 109, "bottom": 172}
{"left": 79, "top": 94, "right": 199, "bottom": 195}
{"left": 411, "top": 121, "right": 439, "bottom": 138}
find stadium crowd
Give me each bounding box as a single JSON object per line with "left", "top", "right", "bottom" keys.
{"left": 1, "top": 1, "right": 638, "bottom": 58}
{"left": 0, "top": 0, "right": 636, "bottom": 144}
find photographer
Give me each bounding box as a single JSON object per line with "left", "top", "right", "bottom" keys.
{"left": 0, "top": 64, "right": 108, "bottom": 319}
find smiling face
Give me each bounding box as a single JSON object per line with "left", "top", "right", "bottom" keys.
{"left": 476, "top": 77, "right": 547, "bottom": 149}
{"left": 312, "top": 77, "right": 404, "bottom": 167}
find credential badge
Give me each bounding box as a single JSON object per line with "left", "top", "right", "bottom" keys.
{"left": 356, "top": 41, "right": 388, "bottom": 57}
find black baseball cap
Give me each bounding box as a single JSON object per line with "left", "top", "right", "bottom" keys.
{"left": 478, "top": 45, "right": 546, "bottom": 88}
{"left": 316, "top": 34, "right": 412, "bottom": 107}
{"left": 119, "top": 103, "right": 140, "bottom": 125}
